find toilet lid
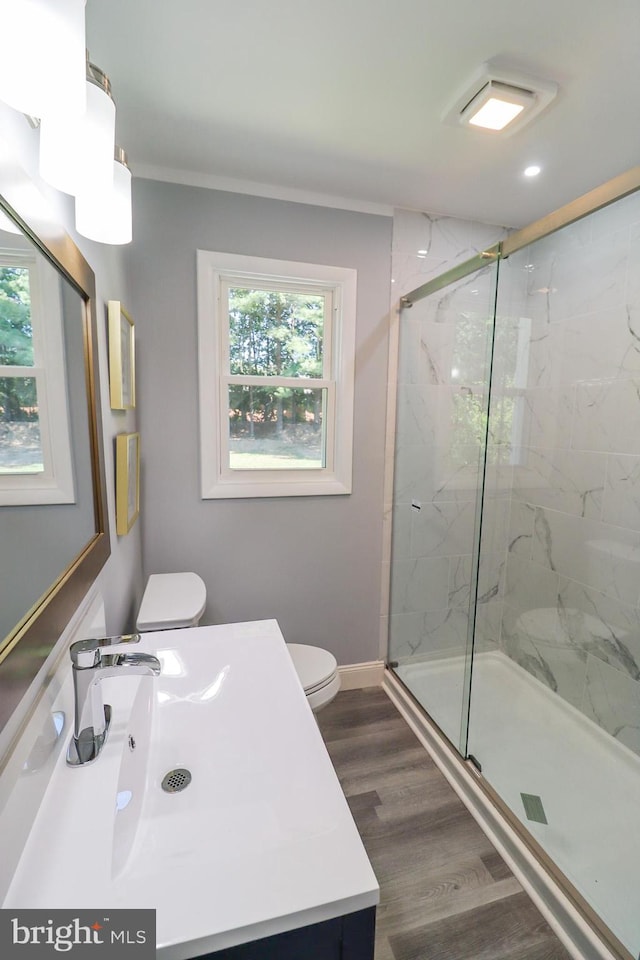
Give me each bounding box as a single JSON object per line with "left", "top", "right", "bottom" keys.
{"left": 136, "top": 572, "right": 206, "bottom": 631}
{"left": 287, "top": 643, "right": 338, "bottom": 693}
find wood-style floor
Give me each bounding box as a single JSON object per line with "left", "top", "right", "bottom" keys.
{"left": 317, "top": 688, "right": 572, "bottom": 960}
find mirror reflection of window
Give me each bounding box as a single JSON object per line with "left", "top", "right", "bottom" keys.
{"left": 0, "top": 238, "right": 75, "bottom": 504}
{"left": 0, "top": 226, "right": 97, "bottom": 649}
{"left": 0, "top": 181, "right": 109, "bottom": 743}
{"left": 0, "top": 257, "right": 43, "bottom": 474}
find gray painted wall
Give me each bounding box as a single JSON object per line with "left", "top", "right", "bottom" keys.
{"left": 128, "top": 179, "right": 392, "bottom": 666}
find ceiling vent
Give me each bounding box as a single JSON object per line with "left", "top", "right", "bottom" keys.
{"left": 443, "top": 61, "right": 558, "bottom": 135}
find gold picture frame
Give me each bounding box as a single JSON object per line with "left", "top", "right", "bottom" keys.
{"left": 108, "top": 300, "right": 135, "bottom": 409}
{"left": 115, "top": 432, "right": 140, "bottom": 536}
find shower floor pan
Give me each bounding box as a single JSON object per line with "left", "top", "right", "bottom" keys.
{"left": 395, "top": 651, "right": 640, "bottom": 956}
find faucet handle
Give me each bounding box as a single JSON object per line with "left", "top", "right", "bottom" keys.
{"left": 70, "top": 633, "right": 141, "bottom": 669}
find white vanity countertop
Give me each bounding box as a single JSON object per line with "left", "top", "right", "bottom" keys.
{"left": 3, "top": 620, "right": 379, "bottom": 959}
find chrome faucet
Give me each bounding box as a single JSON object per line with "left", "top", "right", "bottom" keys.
{"left": 66, "top": 634, "right": 161, "bottom": 767}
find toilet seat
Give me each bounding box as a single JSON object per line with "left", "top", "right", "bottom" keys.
{"left": 287, "top": 643, "right": 340, "bottom": 711}
{"left": 287, "top": 643, "right": 338, "bottom": 693}
{"left": 136, "top": 572, "right": 206, "bottom": 631}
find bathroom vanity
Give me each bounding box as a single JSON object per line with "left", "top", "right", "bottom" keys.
{"left": 1, "top": 620, "right": 378, "bottom": 959}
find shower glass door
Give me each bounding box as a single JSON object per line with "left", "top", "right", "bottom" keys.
{"left": 388, "top": 257, "right": 499, "bottom": 754}
{"left": 468, "top": 192, "right": 640, "bottom": 958}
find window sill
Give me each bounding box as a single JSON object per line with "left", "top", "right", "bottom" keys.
{"left": 202, "top": 474, "right": 352, "bottom": 499}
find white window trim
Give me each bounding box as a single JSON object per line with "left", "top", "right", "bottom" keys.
{"left": 196, "top": 250, "right": 357, "bottom": 498}
{"left": 0, "top": 248, "right": 76, "bottom": 505}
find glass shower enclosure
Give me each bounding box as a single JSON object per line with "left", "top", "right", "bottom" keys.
{"left": 388, "top": 172, "right": 640, "bottom": 959}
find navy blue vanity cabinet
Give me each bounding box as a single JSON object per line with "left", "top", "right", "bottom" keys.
{"left": 199, "top": 907, "right": 376, "bottom": 960}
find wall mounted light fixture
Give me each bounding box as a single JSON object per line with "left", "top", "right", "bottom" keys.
{"left": 443, "top": 61, "right": 558, "bottom": 136}
{"left": 0, "top": 0, "right": 87, "bottom": 121}
{"left": 39, "top": 59, "right": 116, "bottom": 197}
{"left": 0, "top": 1, "right": 132, "bottom": 245}
{"left": 75, "top": 146, "right": 132, "bottom": 245}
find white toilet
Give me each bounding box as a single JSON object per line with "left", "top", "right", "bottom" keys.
{"left": 136, "top": 572, "right": 340, "bottom": 713}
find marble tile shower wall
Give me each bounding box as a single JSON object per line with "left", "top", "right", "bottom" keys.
{"left": 385, "top": 210, "right": 507, "bottom": 664}
{"left": 498, "top": 190, "right": 640, "bottom": 757}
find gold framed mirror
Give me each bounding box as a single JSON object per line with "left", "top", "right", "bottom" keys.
{"left": 0, "top": 166, "right": 111, "bottom": 739}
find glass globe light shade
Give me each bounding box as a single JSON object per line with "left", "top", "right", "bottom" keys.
{"left": 0, "top": 0, "right": 86, "bottom": 119}
{"left": 40, "top": 64, "right": 115, "bottom": 196}
{"left": 75, "top": 149, "right": 132, "bottom": 245}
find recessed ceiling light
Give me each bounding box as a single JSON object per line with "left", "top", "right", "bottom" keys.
{"left": 443, "top": 61, "right": 558, "bottom": 137}
{"left": 524, "top": 165, "right": 541, "bottom": 177}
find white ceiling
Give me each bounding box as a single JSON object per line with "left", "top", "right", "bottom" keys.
{"left": 86, "top": 0, "right": 640, "bottom": 227}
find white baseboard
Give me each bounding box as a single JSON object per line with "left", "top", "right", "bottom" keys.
{"left": 338, "top": 660, "right": 385, "bottom": 690}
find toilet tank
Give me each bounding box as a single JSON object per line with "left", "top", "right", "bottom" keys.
{"left": 136, "top": 572, "right": 207, "bottom": 632}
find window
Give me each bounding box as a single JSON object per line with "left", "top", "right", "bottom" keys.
{"left": 197, "top": 251, "right": 357, "bottom": 498}
{"left": 0, "top": 246, "right": 75, "bottom": 505}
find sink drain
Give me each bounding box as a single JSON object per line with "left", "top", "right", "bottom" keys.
{"left": 161, "top": 768, "right": 192, "bottom": 793}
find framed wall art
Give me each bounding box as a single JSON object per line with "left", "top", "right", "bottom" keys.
{"left": 108, "top": 300, "right": 135, "bottom": 410}
{"left": 115, "top": 432, "right": 140, "bottom": 536}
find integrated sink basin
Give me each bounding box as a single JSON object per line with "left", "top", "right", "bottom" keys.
{"left": 3, "top": 620, "right": 379, "bottom": 959}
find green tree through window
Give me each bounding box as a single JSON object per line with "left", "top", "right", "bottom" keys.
{"left": 227, "top": 287, "right": 326, "bottom": 467}
{"left": 0, "top": 265, "right": 42, "bottom": 474}
{"left": 0, "top": 266, "right": 37, "bottom": 422}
